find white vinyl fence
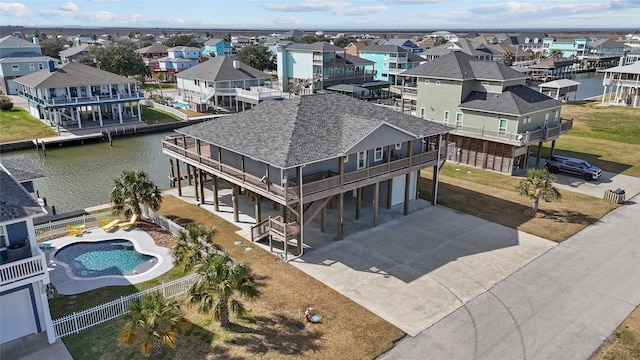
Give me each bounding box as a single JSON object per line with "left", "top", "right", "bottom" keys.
{"left": 52, "top": 273, "right": 199, "bottom": 338}
{"left": 35, "top": 210, "right": 114, "bottom": 239}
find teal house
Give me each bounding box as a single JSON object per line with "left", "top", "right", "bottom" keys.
{"left": 359, "top": 44, "right": 425, "bottom": 85}
{"left": 202, "top": 39, "right": 235, "bottom": 57}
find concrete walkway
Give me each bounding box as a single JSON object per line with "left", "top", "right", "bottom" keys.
{"left": 379, "top": 195, "right": 640, "bottom": 360}
{"left": 291, "top": 205, "right": 556, "bottom": 336}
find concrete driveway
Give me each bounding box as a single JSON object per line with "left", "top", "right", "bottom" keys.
{"left": 552, "top": 170, "right": 640, "bottom": 200}
{"left": 291, "top": 204, "right": 556, "bottom": 336}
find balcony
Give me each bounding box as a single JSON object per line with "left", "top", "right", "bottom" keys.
{"left": 19, "top": 90, "right": 145, "bottom": 108}
{"left": 163, "top": 135, "right": 448, "bottom": 205}
{"left": 433, "top": 118, "right": 573, "bottom": 146}
{"left": 0, "top": 248, "right": 48, "bottom": 292}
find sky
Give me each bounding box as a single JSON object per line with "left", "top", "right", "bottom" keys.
{"left": 1, "top": 0, "right": 639, "bottom": 31}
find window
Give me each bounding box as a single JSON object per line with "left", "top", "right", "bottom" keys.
{"left": 29, "top": 63, "right": 35, "bottom": 71}
{"left": 435, "top": 81, "right": 441, "bottom": 86}
{"left": 11, "top": 64, "right": 19, "bottom": 71}
{"left": 38, "top": 63, "right": 44, "bottom": 70}
{"left": 0, "top": 226, "right": 5, "bottom": 248}
{"left": 420, "top": 107, "right": 425, "bottom": 119}
{"left": 374, "top": 147, "right": 383, "bottom": 162}
{"left": 395, "top": 143, "right": 402, "bottom": 150}
{"left": 425, "top": 80, "right": 429, "bottom": 84}
{"left": 455, "top": 113, "right": 463, "bottom": 126}
{"left": 344, "top": 154, "right": 349, "bottom": 163}
{"left": 443, "top": 111, "right": 450, "bottom": 124}
{"left": 554, "top": 110, "right": 559, "bottom": 124}
{"left": 357, "top": 152, "right": 366, "bottom": 169}
{"left": 498, "top": 119, "right": 508, "bottom": 134}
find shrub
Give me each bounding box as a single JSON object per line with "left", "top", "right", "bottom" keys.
{"left": 0, "top": 97, "right": 13, "bottom": 111}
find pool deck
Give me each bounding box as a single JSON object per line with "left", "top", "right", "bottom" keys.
{"left": 44, "top": 227, "right": 173, "bottom": 295}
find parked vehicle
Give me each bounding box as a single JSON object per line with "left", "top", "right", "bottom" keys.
{"left": 544, "top": 155, "right": 602, "bottom": 181}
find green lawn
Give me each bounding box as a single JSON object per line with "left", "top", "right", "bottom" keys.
{"left": 544, "top": 100, "right": 640, "bottom": 177}
{"left": 0, "top": 108, "right": 56, "bottom": 143}
{"left": 140, "top": 104, "right": 183, "bottom": 124}
{"left": 143, "top": 83, "right": 177, "bottom": 91}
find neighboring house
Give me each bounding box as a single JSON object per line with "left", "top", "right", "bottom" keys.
{"left": 543, "top": 37, "right": 590, "bottom": 59}
{"left": 600, "top": 61, "right": 640, "bottom": 108}
{"left": 623, "top": 31, "right": 640, "bottom": 49}
{"left": 15, "top": 62, "right": 144, "bottom": 129}
{"left": 626, "top": 50, "right": 640, "bottom": 64}
{"left": 156, "top": 46, "right": 202, "bottom": 82}
{"left": 134, "top": 43, "right": 169, "bottom": 77}
{"left": 176, "top": 56, "right": 281, "bottom": 112}
{"left": 161, "top": 93, "right": 452, "bottom": 256}
{"left": 277, "top": 42, "right": 376, "bottom": 94}
{"left": 400, "top": 52, "right": 571, "bottom": 175}
{"left": 429, "top": 31, "right": 459, "bottom": 42}
{"left": 358, "top": 44, "right": 425, "bottom": 85}
{"left": 0, "top": 163, "right": 55, "bottom": 345}
{"left": 584, "top": 38, "right": 626, "bottom": 68}
{"left": 344, "top": 41, "right": 368, "bottom": 56}
{"left": 0, "top": 35, "right": 57, "bottom": 95}
{"left": 279, "top": 29, "right": 306, "bottom": 41}
{"left": 72, "top": 34, "right": 94, "bottom": 46}
{"left": 266, "top": 39, "right": 294, "bottom": 58}
{"left": 421, "top": 38, "right": 495, "bottom": 61}
{"left": 202, "top": 38, "right": 235, "bottom": 57}
{"left": 59, "top": 44, "right": 92, "bottom": 63}
{"left": 383, "top": 38, "right": 424, "bottom": 54}
{"left": 503, "top": 33, "right": 548, "bottom": 54}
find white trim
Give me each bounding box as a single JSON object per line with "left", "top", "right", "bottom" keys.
{"left": 357, "top": 151, "right": 366, "bottom": 169}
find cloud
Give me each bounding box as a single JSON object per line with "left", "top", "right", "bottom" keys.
{"left": 268, "top": 15, "right": 302, "bottom": 25}
{"left": 262, "top": 0, "right": 387, "bottom": 16}
{"left": 0, "top": 2, "right": 32, "bottom": 18}
{"left": 59, "top": 2, "right": 79, "bottom": 12}
{"left": 380, "top": 0, "right": 447, "bottom": 3}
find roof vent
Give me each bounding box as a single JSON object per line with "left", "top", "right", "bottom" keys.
{"left": 233, "top": 60, "right": 241, "bottom": 69}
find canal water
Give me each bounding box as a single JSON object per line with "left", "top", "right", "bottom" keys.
{"left": 5, "top": 72, "right": 606, "bottom": 214}
{"left": 9, "top": 131, "right": 175, "bottom": 214}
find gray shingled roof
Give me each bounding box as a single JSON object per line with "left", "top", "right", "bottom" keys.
{"left": 0, "top": 54, "right": 55, "bottom": 63}
{"left": 176, "top": 93, "right": 452, "bottom": 169}
{"left": 135, "top": 44, "right": 169, "bottom": 54}
{"left": 422, "top": 38, "right": 495, "bottom": 58}
{"left": 401, "top": 52, "right": 527, "bottom": 81}
{"left": 0, "top": 35, "right": 40, "bottom": 49}
{"left": 204, "top": 38, "right": 224, "bottom": 45}
{"left": 14, "top": 62, "right": 135, "bottom": 88}
{"left": 286, "top": 42, "right": 344, "bottom": 52}
{"left": 459, "top": 85, "right": 562, "bottom": 116}
{"left": 176, "top": 56, "right": 269, "bottom": 82}
{"left": 167, "top": 46, "right": 201, "bottom": 52}
{"left": 59, "top": 44, "right": 91, "bottom": 57}
{"left": 361, "top": 44, "right": 409, "bottom": 54}
{"left": 0, "top": 170, "right": 45, "bottom": 222}
{"left": 0, "top": 155, "right": 46, "bottom": 182}
{"left": 337, "top": 53, "right": 374, "bottom": 65}
{"left": 589, "top": 38, "right": 625, "bottom": 49}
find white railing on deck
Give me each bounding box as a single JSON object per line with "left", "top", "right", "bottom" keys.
{"left": 0, "top": 253, "right": 47, "bottom": 288}
{"left": 52, "top": 273, "right": 199, "bottom": 338}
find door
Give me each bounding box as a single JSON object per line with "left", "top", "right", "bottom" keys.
{"left": 0, "top": 288, "right": 38, "bottom": 343}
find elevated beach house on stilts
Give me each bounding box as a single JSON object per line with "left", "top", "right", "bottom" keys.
{"left": 162, "top": 93, "right": 452, "bottom": 258}
{"left": 14, "top": 61, "right": 144, "bottom": 130}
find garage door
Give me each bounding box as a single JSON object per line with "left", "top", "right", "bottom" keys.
{"left": 0, "top": 288, "right": 38, "bottom": 344}
{"left": 6, "top": 79, "right": 19, "bottom": 95}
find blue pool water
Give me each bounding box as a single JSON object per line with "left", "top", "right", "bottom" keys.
{"left": 54, "top": 239, "right": 157, "bottom": 278}
{"left": 172, "top": 101, "right": 188, "bottom": 109}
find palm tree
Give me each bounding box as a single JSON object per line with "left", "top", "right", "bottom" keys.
{"left": 153, "top": 72, "right": 164, "bottom": 98}
{"left": 110, "top": 170, "right": 162, "bottom": 218}
{"left": 503, "top": 51, "right": 515, "bottom": 66}
{"left": 171, "top": 224, "right": 220, "bottom": 272}
{"left": 516, "top": 168, "right": 562, "bottom": 216}
{"left": 118, "top": 291, "right": 188, "bottom": 357}
{"left": 188, "top": 253, "right": 260, "bottom": 327}
{"left": 548, "top": 49, "right": 563, "bottom": 59}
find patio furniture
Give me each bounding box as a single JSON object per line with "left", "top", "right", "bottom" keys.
{"left": 67, "top": 224, "right": 86, "bottom": 236}
{"left": 101, "top": 219, "right": 121, "bottom": 232}
{"left": 116, "top": 214, "right": 139, "bottom": 230}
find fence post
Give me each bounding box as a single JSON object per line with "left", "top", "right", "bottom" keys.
{"left": 73, "top": 313, "right": 79, "bottom": 335}
{"left": 162, "top": 282, "right": 166, "bottom": 298}
{"left": 49, "top": 221, "right": 52, "bottom": 234}
{"left": 82, "top": 214, "right": 86, "bottom": 226}
{"left": 121, "top": 296, "right": 126, "bottom": 314}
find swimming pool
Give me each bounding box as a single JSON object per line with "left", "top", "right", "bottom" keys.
{"left": 54, "top": 239, "right": 158, "bottom": 278}
{"left": 172, "top": 101, "right": 188, "bottom": 109}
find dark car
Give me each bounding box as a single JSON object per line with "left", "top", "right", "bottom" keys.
{"left": 544, "top": 155, "right": 602, "bottom": 181}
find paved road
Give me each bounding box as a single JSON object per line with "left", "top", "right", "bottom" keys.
{"left": 379, "top": 196, "right": 640, "bottom": 360}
